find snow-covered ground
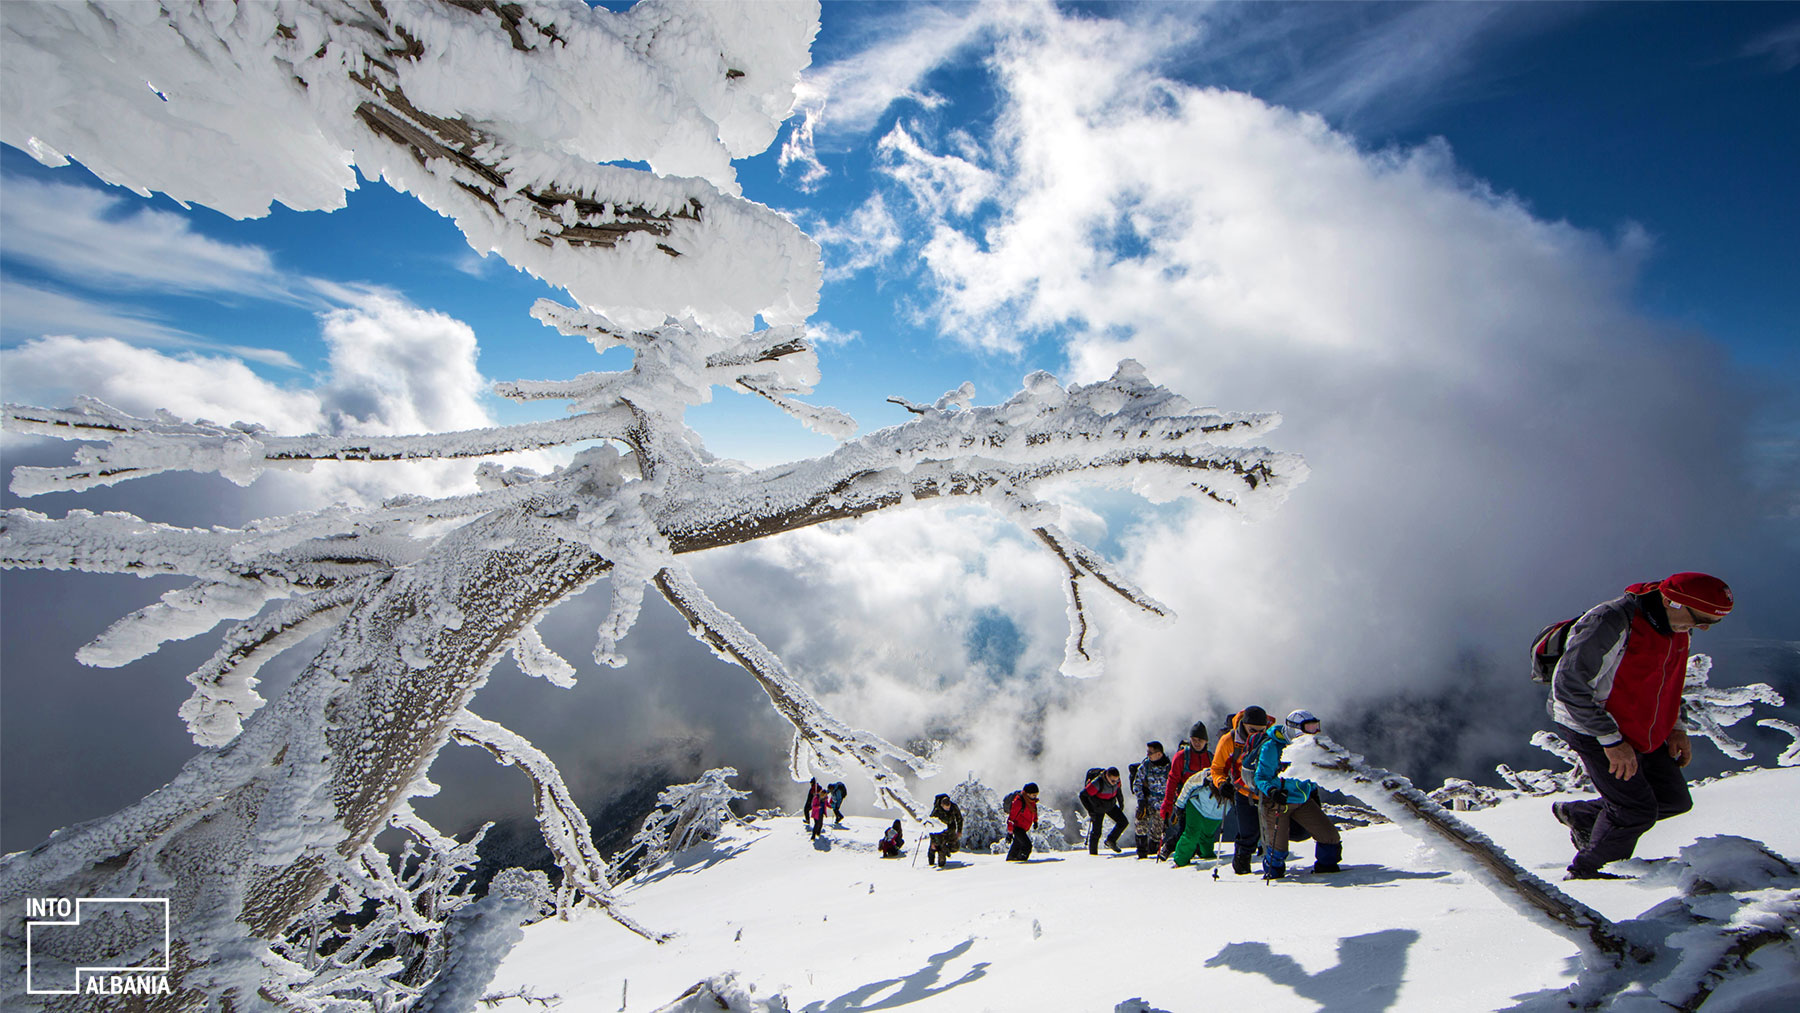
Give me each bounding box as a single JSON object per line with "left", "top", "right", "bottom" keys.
{"left": 489, "top": 767, "right": 1800, "bottom": 1011}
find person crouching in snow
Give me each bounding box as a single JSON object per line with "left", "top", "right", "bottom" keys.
{"left": 927, "top": 793, "right": 963, "bottom": 867}
{"left": 1546, "top": 572, "right": 1728, "bottom": 880}
{"left": 879, "top": 819, "right": 904, "bottom": 858}
{"left": 1006, "top": 783, "right": 1040, "bottom": 861}
{"left": 1251, "top": 709, "right": 1342, "bottom": 879}
{"left": 1166, "top": 767, "right": 1230, "bottom": 867}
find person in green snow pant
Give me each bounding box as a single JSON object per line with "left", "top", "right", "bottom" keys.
{"left": 1171, "top": 797, "right": 1223, "bottom": 866}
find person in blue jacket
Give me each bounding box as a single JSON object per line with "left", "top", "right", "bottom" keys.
{"left": 1251, "top": 709, "right": 1342, "bottom": 879}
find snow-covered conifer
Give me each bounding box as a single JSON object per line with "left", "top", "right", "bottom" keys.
{"left": 948, "top": 777, "right": 1007, "bottom": 853}
{"left": 608, "top": 768, "right": 753, "bottom": 882}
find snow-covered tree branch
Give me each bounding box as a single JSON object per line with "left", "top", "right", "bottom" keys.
{"left": 0, "top": 1, "right": 1304, "bottom": 1007}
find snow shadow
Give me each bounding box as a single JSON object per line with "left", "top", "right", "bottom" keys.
{"left": 1289, "top": 866, "right": 1452, "bottom": 888}
{"left": 1203, "top": 928, "right": 1420, "bottom": 1012}
{"left": 800, "top": 938, "right": 989, "bottom": 1012}
{"left": 632, "top": 837, "right": 759, "bottom": 887}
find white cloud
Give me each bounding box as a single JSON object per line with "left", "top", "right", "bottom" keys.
{"left": 805, "top": 320, "right": 860, "bottom": 347}
{"left": 1, "top": 290, "right": 500, "bottom": 506}
{"left": 0, "top": 177, "right": 298, "bottom": 301}
{"left": 1742, "top": 18, "right": 1800, "bottom": 72}
{"left": 779, "top": 2, "right": 997, "bottom": 188}
{"left": 809, "top": 192, "right": 903, "bottom": 281}
{"left": 876, "top": 123, "right": 995, "bottom": 218}
{"left": 0, "top": 279, "right": 299, "bottom": 367}
{"left": 752, "top": 4, "right": 1783, "bottom": 785}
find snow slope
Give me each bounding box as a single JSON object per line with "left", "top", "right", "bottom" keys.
{"left": 489, "top": 767, "right": 1800, "bottom": 1011}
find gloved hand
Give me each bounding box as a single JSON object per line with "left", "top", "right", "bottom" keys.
{"left": 1269, "top": 796, "right": 1288, "bottom": 815}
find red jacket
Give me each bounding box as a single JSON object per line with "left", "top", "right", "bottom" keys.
{"left": 1160, "top": 745, "right": 1212, "bottom": 821}
{"left": 1007, "top": 792, "right": 1038, "bottom": 833}
{"left": 1549, "top": 583, "right": 1691, "bottom": 753}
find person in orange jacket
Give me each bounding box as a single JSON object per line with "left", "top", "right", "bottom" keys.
{"left": 1211, "top": 706, "right": 1271, "bottom": 875}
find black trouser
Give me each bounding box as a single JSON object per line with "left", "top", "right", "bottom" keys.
{"left": 1231, "top": 790, "right": 1262, "bottom": 855}
{"left": 810, "top": 811, "right": 824, "bottom": 837}
{"left": 1006, "top": 826, "right": 1034, "bottom": 861}
{"left": 1082, "top": 795, "right": 1127, "bottom": 853}
{"left": 1557, "top": 725, "right": 1692, "bottom": 875}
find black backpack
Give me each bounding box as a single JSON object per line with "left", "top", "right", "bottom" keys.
{"left": 1531, "top": 616, "right": 1581, "bottom": 683}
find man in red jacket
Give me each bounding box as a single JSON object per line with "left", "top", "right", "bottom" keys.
{"left": 1547, "top": 572, "right": 1732, "bottom": 880}
{"left": 1156, "top": 721, "right": 1212, "bottom": 860}
{"left": 1005, "top": 783, "right": 1040, "bottom": 862}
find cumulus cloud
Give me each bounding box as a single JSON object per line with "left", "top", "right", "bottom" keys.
{"left": 2, "top": 289, "right": 498, "bottom": 506}
{"left": 783, "top": 3, "right": 1792, "bottom": 789}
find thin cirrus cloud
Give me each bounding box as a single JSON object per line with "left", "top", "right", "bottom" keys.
{"left": 0, "top": 175, "right": 299, "bottom": 300}
{"left": 0, "top": 278, "right": 299, "bottom": 368}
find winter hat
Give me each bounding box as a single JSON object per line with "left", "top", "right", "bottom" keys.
{"left": 1285, "top": 709, "right": 1320, "bottom": 732}
{"left": 1188, "top": 721, "right": 1209, "bottom": 742}
{"left": 1241, "top": 706, "right": 1270, "bottom": 728}
{"left": 1023, "top": 782, "right": 1039, "bottom": 794}
{"left": 1660, "top": 572, "right": 1733, "bottom": 617}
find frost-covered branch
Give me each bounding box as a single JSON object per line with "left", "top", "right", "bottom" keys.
{"left": 3, "top": 399, "right": 626, "bottom": 495}
{"left": 448, "top": 709, "right": 663, "bottom": 941}
{"left": 655, "top": 563, "right": 942, "bottom": 825}
{"left": 1285, "top": 733, "right": 1642, "bottom": 965}
{"left": 1681, "top": 653, "right": 1785, "bottom": 761}
{"left": 1758, "top": 719, "right": 1800, "bottom": 767}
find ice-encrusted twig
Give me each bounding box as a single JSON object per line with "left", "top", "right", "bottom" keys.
{"left": 179, "top": 580, "right": 371, "bottom": 746}
{"left": 1285, "top": 733, "right": 1643, "bottom": 965}
{"left": 1757, "top": 719, "right": 1800, "bottom": 767}
{"left": 1034, "top": 522, "right": 1173, "bottom": 676}
{"left": 4, "top": 399, "right": 625, "bottom": 496}
{"left": 1681, "top": 653, "right": 1785, "bottom": 761}
{"left": 654, "top": 562, "right": 943, "bottom": 827}
{"left": 449, "top": 709, "right": 664, "bottom": 942}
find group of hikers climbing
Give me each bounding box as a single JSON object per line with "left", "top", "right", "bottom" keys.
{"left": 801, "top": 571, "right": 1731, "bottom": 883}
{"left": 1000, "top": 706, "right": 1340, "bottom": 878}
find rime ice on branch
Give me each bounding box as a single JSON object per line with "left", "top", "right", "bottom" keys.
{"left": 0, "top": 1, "right": 1304, "bottom": 1008}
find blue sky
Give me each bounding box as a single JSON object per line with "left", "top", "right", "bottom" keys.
{"left": 3, "top": 3, "right": 1793, "bottom": 452}
{"left": 3, "top": 1, "right": 1797, "bottom": 850}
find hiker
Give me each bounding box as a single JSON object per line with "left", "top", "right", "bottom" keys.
{"left": 1156, "top": 723, "right": 1211, "bottom": 859}
{"left": 1167, "top": 767, "right": 1230, "bottom": 867}
{"left": 1131, "top": 741, "right": 1172, "bottom": 859}
{"left": 879, "top": 819, "right": 904, "bottom": 857}
{"left": 927, "top": 793, "right": 963, "bottom": 867}
{"left": 803, "top": 778, "right": 824, "bottom": 837}
{"left": 1251, "top": 709, "right": 1342, "bottom": 879}
{"left": 806, "top": 781, "right": 829, "bottom": 839}
{"left": 1006, "top": 783, "right": 1040, "bottom": 861}
{"left": 828, "top": 781, "right": 848, "bottom": 825}
{"left": 1211, "top": 706, "right": 1271, "bottom": 875}
{"left": 1080, "top": 767, "right": 1128, "bottom": 854}
{"left": 1546, "top": 572, "right": 1730, "bottom": 880}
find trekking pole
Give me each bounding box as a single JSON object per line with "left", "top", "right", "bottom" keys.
{"left": 912, "top": 833, "right": 923, "bottom": 867}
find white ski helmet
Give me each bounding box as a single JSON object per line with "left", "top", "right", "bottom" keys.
{"left": 1285, "top": 709, "right": 1320, "bottom": 732}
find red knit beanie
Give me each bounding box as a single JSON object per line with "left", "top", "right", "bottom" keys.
{"left": 1660, "top": 572, "right": 1733, "bottom": 617}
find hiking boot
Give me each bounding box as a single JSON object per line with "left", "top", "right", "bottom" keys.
{"left": 1232, "top": 850, "right": 1254, "bottom": 876}
{"left": 1565, "top": 867, "right": 1629, "bottom": 881}
{"left": 1552, "top": 802, "right": 1591, "bottom": 852}
{"left": 1107, "top": 838, "right": 1123, "bottom": 854}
